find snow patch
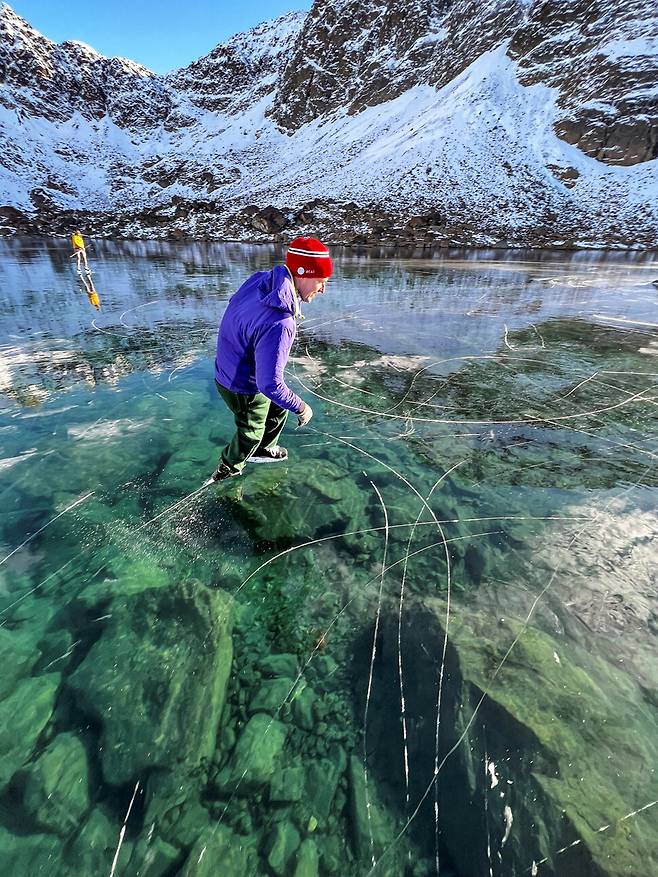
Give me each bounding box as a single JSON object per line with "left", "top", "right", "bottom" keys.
{"left": 602, "top": 36, "right": 658, "bottom": 61}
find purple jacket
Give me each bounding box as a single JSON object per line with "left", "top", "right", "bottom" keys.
{"left": 215, "top": 265, "right": 303, "bottom": 413}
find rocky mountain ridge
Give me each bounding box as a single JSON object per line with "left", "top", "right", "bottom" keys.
{"left": 0, "top": 0, "right": 657, "bottom": 248}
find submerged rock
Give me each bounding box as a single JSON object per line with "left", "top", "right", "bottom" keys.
{"left": 125, "top": 835, "right": 181, "bottom": 877}
{"left": 270, "top": 763, "right": 305, "bottom": 803}
{"left": 69, "top": 580, "right": 233, "bottom": 784}
{"left": 0, "top": 673, "right": 60, "bottom": 793}
{"left": 23, "top": 732, "right": 90, "bottom": 836}
{"left": 248, "top": 677, "right": 295, "bottom": 715}
{"left": 34, "top": 629, "right": 76, "bottom": 674}
{"left": 316, "top": 835, "right": 343, "bottom": 874}
{"left": 347, "top": 755, "right": 394, "bottom": 864}
{"left": 235, "top": 459, "right": 371, "bottom": 543}
{"left": 260, "top": 653, "right": 299, "bottom": 678}
{"left": 293, "top": 838, "right": 320, "bottom": 877}
{"left": 0, "top": 627, "right": 41, "bottom": 700}
{"left": 178, "top": 825, "right": 257, "bottom": 876}
{"left": 366, "top": 598, "right": 658, "bottom": 877}
{"left": 65, "top": 805, "right": 134, "bottom": 875}
{"left": 225, "top": 713, "right": 287, "bottom": 790}
{"left": 305, "top": 745, "right": 347, "bottom": 822}
{"left": 265, "top": 821, "right": 301, "bottom": 876}
{"left": 291, "top": 684, "right": 316, "bottom": 731}
{"left": 0, "top": 825, "right": 61, "bottom": 875}
{"left": 157, "top": 436, "right": 218, "bottom": 487}
{"left": 312, "top": 655, "right": 338, "bottom": 680}
{"left": 142, "top": 769, "right": 211, "bottom": 849}
{"left": 441, "top": 603, "right": 658, "bottom": 877}
{"left": 74, "top": 556, "right": 172, "bottom": 611}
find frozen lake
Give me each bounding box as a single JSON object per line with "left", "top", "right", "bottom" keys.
{"left": 0, "top": 238, "right": 656, "bottom": 876}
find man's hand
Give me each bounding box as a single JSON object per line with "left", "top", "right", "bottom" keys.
{"left": 297, "top": 402, "right": 313, "bottom": 426}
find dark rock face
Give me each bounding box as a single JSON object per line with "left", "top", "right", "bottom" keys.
{"left": 271, "top": 0, "right": 657, "bottom": 168}
{"left": 271, "top": 0, "right": 532, "bottom": 128}
{"left": 0, "top": 1, "right": 656, "bottom": 247}
{"left": 0, "top": 7, "right": 171, "bottom": 128}
{"left": 168, "top": 12, "right": 305, "bottom": 114}
{"left": 271, "top": 0, "right": 445, "bottom": 128}
{"left": 511, "top": 0, "right": 658, "bottom": 166}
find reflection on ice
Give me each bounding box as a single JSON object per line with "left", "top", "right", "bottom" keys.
{"left": 0, "top": 240, "right": 656, "bottom": 877}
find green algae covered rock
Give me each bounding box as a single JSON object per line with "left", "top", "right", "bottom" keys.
{"left": 348, "top": 755, "right": 396, "bottom": 865}
{"left": 74, "top": 556, "right": 172, "bottom": 611}
{"left": 234, "top": 459, "right": 371, "bottom": 544}
{"left": 0, "top": 673, "right": 60, "bottom": 793}
{"left": 260, "top": 653, "right": 299, "bottom": 678}
{"left": 313, "top": 655, "right": 338, "bottom": 680}
{"left": 248, "top": 677, "right": 295, "bottom": 715}
{"left": 305, "top": 745, "right": 347, "bottom": 823}
{"left": 433, "top": 601, "right": 658, "bottom": 877}
{"left": 226, "top": 712, "right": 287, "bottom": 789}
{"left": 142, "top": 769, "right": 212, "bottom": 849}
{"left": 178, "top": 825, "right": 257, "bottom": 876}
{"left": 23, "top": 732, "right": 90, "bottom": 836}
{"left": 0, "top": 825, "right": 61, "bottom": 875}
{"left": 317, "top": 835, "right": 343, "bottom": 874}
{"left": 125, "top": 835, "right": 181, "bottom": 877}
{"left": 163, "top": 799, "right": 213, "bottom": 849}
{"left": 69, "top": 580, "right": 232, "bottom": 784}
{"left": 34, "top": 629, "right": 75, "bottom": 674}
{"left": 265, "top": 821, "right": 301, "bottom": 876}
{"left": 291, "top": 684, "right": 316, "bottom": 731}
{"left": 65, "top": 805, "right": 133, "bottom": 875}
{"left": 294, "top": 838, "right": 320, "bottom": 877}
{"left": 0, "top": 627, "right": 41, "bottom": 701}
{"left": 271, "top": 763, "right": 305, "bottom": 803}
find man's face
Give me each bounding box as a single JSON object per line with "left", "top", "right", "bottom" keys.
{"left": 295, "top": 276, "right": 328, "bottom": 303}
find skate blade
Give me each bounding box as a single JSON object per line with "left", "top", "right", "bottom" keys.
{"left": 247, "top": 457, "right": 288, "bottom": 464}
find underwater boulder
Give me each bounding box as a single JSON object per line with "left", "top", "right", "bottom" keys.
{"left": 248, "top": 677, "right": 296, "bottom": 715}
{"left": 0, "top": 673, "right": 60, "bottom": 793}
{"left": 347, "top": 755, "right": 400, "bottom": 868}
{"left": 234, "top": 460, "right": 371, "bottom": 545}
{"left": 0, "top": 626, "right": 41, "bottom": 701}
{"left": 259, "top": 653, "right": 299, "bottom": 678}
{"left": 178, "top": 825, "right": 257, "bottom": 876}
{"left": 124, "top": 835, "right": 181, "bottom": 877}
{"left": 0, "top": 825, "right": 61, "bottom": 875}
{"left": 141, "top": 768, "right": 212, "bottom": 850}
{"left": 441, "top": 602, "right": 658, "bottom": 877}
{"left": 23, "top": 732, "right": 91, "bottom": 836}
{"left": 305, "top": 745, "right": 347, "bottom": 823}
{"left": 264, "top": 820, "right": 301, "bottom": 876}
{"left": 365, "top": 597, "right": 658, "bottom": 877}
{"left": 224, "top": 712, "right": 287, "bottom": 790}
{"left": 270, "top": 762, "right": 305, "bottom": 803}
{"left": 69, "top": 580, "right": 233, "bottom": 784}
{"left": 64, "top": 805, "right": 134, "bottom": 875}
{"left": 293, "top": 838, "right": 320, "bottom": 877}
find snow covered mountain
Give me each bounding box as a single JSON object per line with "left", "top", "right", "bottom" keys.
{"left": 0, "top": 0, "right": 656, "bottom": 248}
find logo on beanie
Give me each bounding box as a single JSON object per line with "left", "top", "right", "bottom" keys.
{"left": 285, "top": 236, "right": 333, "bottom": 281}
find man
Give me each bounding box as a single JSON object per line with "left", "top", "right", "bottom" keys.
{"left": 70, "top": 229, "right": 89, "bottom": 272}
{"left": 211, "top": 236, "right": 332, "bottom": 483}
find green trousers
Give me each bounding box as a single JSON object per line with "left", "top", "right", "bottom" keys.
{"left": 216, "top": 381, "right": 288, "bottom": 473}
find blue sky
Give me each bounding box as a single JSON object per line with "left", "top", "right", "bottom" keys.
{"left": 10, "top": 1, "right": 310, "bottom": 73}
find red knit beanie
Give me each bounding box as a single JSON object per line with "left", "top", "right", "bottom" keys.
{"left": 285, "top": 237, "right": 333, "bottom": 279}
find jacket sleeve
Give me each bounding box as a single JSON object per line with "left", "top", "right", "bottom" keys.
{"left": 254, "top": 321, "right": 304, "bottom": 413}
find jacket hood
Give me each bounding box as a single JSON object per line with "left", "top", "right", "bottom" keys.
{"left": 260, "top": 265, "right": 298, "bottom": 316}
